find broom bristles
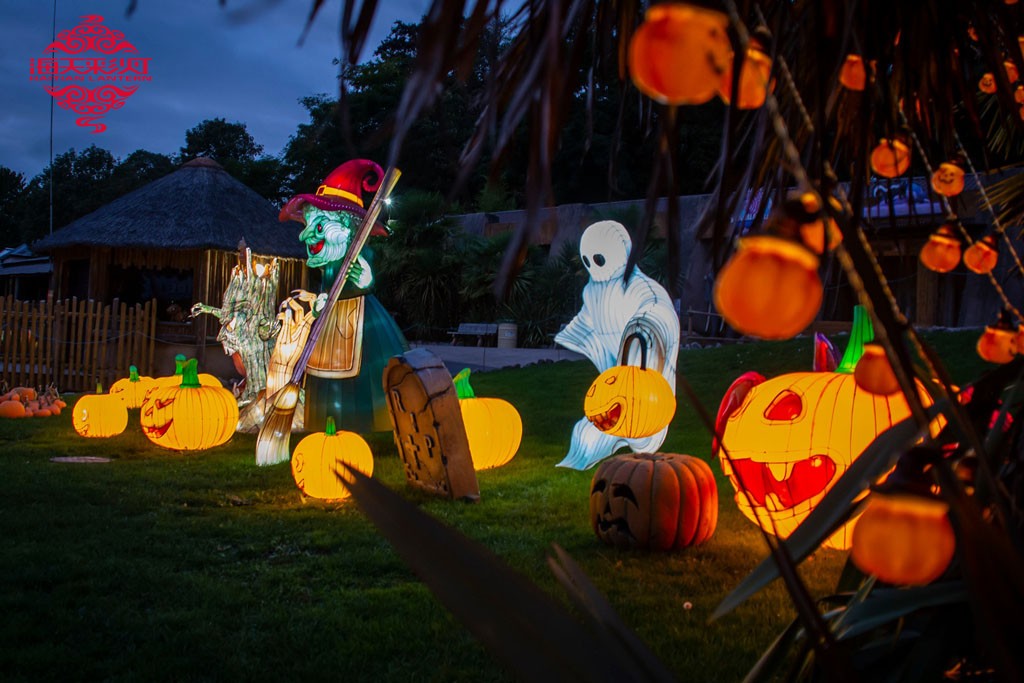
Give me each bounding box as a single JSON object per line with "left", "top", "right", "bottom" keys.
{"left": 256, "top": 384, "right": 300, "bottom": 466}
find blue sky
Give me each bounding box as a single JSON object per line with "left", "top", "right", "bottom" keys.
{"left": 1, "top": 0, "right": 429, "bottom": 179}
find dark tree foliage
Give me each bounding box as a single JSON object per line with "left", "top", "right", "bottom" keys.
{"left": 0, "top": 167, "right": 27, "bottom": 247}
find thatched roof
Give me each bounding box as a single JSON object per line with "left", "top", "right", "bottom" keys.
{"left": 32, "top": 158, "right": 306, "bottom": 259}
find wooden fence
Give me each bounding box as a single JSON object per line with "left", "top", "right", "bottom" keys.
{"left": 0, "top": 296, "right": 157, "bottom": 393}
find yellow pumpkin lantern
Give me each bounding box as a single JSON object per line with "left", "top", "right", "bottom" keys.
{"left": 963, "top": 234, "right": 998, "bottom": 274}
{"left": 148, "top": 355, "right": 223, "bottom": 394}
{"left": 291, "top": 416, "right": 374, "bottom": 500}
{"left": 452, "top": 369, "right": 522, "bottom": 470}
{"left": 919, "top": 224, "right": 962, "bottom": 273}
{"left": 72, "top": 383, "right": 128, "bottom": 438}
{"left": 870, "top": 138, "right": 911, "bottom": 178}
{"left": 584, "top": 335, "right": 676, "bottom": 439}
{"left": 627, "top": 2, "right": 732, "bottom": 106}
{"left": 140, "top": 359, "right": 239, "bottom": 451}
{"left": 838, "top": 54, "right": 867, "bottom": 91}
{"left": 108, "top": 365, "right": 156, "bottom": 409}
{"left": 930, "top": 162, "right": 965, "bottom": 197}
{"left": 714, "top": 233, "right": 823, "bottom": 340}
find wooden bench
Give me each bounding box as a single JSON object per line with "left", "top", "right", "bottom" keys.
{"left": 449, "top": 323, "right": 498, "bottom": 346}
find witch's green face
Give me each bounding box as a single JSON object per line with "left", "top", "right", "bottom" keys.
{"left": 298, "top": 206, "right": 357, "bottom": 268}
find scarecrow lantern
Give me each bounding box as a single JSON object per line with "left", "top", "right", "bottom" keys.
{"left": 854, "top": 343, "right": 900, "bottom": 395}
{"left": 628, "top": 2, "right": 732, "bottom": 106}
{"left": 109, "top": 365, "right": 156, "bottom": 409}
{"left": 838, "top": 54, "right": 867, "bottom": 91}
{"left": 140, "top": 359, "right": 239, "bottom": 451}
{"left": 714, "top": 234, "right": 823, "bottom": 340}
{"left": 452, "top": 369, "right": 522, "bottom": 470}
{"left": 919, "top": 225, "right": 962, "bottom": 273}
{"left": 590, "top": 452, "right": 718, "bottom": 550}
{"left": 977, "top": 315, "right": 1018, "bottom": 364}
{"left": 718, "top": 43, "right": 773, "bottom": 109}
{"left": 979, "top": 73, "right": 997, "bottom": 94}
{"left": 930, "top": 162, "right": 965, "bottom": 197}
{"left": 72, "top": 384, "right": 128, "bottom": 438}
{"left": 291, "top": 416, "right": 374, "bottom": 500}
{"left": 851, "top": 492, "right": 955, "bottom": 585}
{"left": 962, "top": 235, "right": 998, "bottom": 275}
{"left": 870, "top": 138, "right": 911, "bottom": 178}
{"left": 584, "top": 335, "right": 676, "bottom": 439}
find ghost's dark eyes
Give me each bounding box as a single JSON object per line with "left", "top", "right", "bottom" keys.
{"left": 583, "top": 255, "right": 591, "bottom": 268}
{"left": 594, "top": 254, "right": 606, "bottom": 267}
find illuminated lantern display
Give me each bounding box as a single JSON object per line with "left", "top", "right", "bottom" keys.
{"left": 718, "top": 42, "right": 773, "bottom": 109}
{"left": 149, "top": 355, "right": 222, "bottom": 392}
{"left": 584, "top": 335, "right": 676, "bottom": 439}
{"left": 930, "top": 162, "right": 965, "bottom": 197}
{"left": 108, "top": 365, "right": 156, "bottom": 409}
{"left": 977, "top": 314, "right": 1018, "bottom": 364}
{"left": 919, "top": 224, "right": 962, "bottom": 273}
{"left": 979, "top": 73, "right": 997, "bottom": 94}
{"left": 590, "top": 452, "right": 717, "bottom": 551}
{"left": 714, "top": 234, "right": 823, "bottom": 340}
{"left": 72, "top": 384, "right": 128, "bottom": 438}
{"left": 853, "top": 343, "right": 900, "bottom": 395}
{"left": 141, "top": 359, "right": 239, "bottom": 451}
{"left": 554, "top": 220, "right": 679, "bottom": 470}
{"left": 627, "top": 2, "right": 732, "bottom": 106}
{"left": 962, "top": 234, "right": 998, "bottom": 274}
{"left": 452, "top": 368, "right": 522, "bottom": 470}
{"left": 715, "top": 309, "right": 938, "bottom": 550}
{"left": 851, "top": 492, "right": 955, "bottom": 585}
{"left": 870, "top": 138, "right": 911, "bottom": 178}
{"left": 838, "top": 54, "right": 867, "bottom": 91}
{"left": 1006, "top": 60, "right": 1020, "bottom": 84}
{"left": 291, "top": 416, "right": 374, "bottom": 500}
{"left": 797, "top": 192, "right": 843, "bottom": 254}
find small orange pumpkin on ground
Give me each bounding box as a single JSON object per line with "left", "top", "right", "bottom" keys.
{"left": 291, "top": 416, "right": 374, "bottom": 500}
{"left": 0, "top": 400, "right": 27, "bottom": 418}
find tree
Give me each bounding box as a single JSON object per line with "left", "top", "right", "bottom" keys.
{"left": 109, "top": 149, "right": 175, "bottom": 198}
{"left": 179, "top": 118, "right": 263, "bottom": 164}
{"left": 0, "top": 167, "right": 26, "bottom": 246}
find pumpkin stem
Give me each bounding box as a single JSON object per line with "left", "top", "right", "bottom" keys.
{"left": 96, "top": 381, "right": 104, "bottom": 394}
{"left": 836, "top": 305, "right": 874, "bottom": 374}
{"left": 129, "top": 365, "right": 139, "bottom": 383}
{"left": 325, "top": 416, "right": 337, "bottom": 436}
{"left": 179, "top": 358, "right": 202, "bottom": 389}
{"left": 174, "top": 354, "right": 187, "bottom": 376}
{"left": 453, "top": 368, "right": 476, "bottom": 399}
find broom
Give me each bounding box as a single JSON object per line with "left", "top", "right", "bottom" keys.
{"left": 256, "top": 166, "right": 401, "bottom": 465}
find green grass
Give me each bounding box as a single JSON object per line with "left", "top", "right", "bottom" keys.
{"left": 0, "top": 329, "right": 985, "bottom": 681}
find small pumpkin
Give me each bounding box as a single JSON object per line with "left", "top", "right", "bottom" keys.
{"left": 977, "top": 321, "right": 1018, "bottom": 364}
{"left": 0, "top": 400, "right": 27, "bottom": 418}
{"left": 584, "top": 334, "right": 676, "bottom": 439}
{"left": 838, "top": 54, "right": 867, "bottom": 91}
{"left": 979, "top": 72, "right": 997, "bottom": 94}
{"left": 919, "top": 224, "right": 962, "bottom": 273}
{"left": 590, "top": 452, "right": 718, "bottom": 551}
{"left": 796, "top": 192, "right": 843, "bottom": 254}
{"left": 718, "top": 44, "right": 773, "bottom": 109}
{"left": 291, "top": 416, "right": 374, "bottom": 500}
{"left": 930, "top": 162, "right": 966, "bottom": 197}
{"left": 853, "top": 343, "right": 900, "bottom": 396}
{"left": 452, "top": 368, "right": 522, "bottom": 470}
{"left": 72, "top": 383, "right": 128, "bottom": 438}
{"left": 109, "top": 365, "right": 156, "bottom": 409}
{"left": 870, "top": 138, "right": 911, "bottom": 178}
{"left": 140, "top": 359, "right": 239, "bottom": 451}
{"left": 962, "top": 234, "right": 998, "bottom": 275}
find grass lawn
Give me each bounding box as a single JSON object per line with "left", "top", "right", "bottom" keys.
{"left": 0, "top": 329, "right": 985, "bottom": 681}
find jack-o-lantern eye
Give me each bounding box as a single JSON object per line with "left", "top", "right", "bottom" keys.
{"left": 604, "top": 375, "right": 617, "bottom": 385}
{"left": 586, "top": 384, "right": 596, "bottom": 397}
{"left": 764, "top": 390, "right": 802, "bottom": 421}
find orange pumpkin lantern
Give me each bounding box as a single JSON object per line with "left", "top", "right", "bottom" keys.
{"left": 850, "top": 491, "right": 955, "bottom": 585}
{"left": 718, "top": 45, "right": 773, "bottom": 109}
{"left": 628, "top": 3, "right": 732, "bottom": 106}
{"left": 797, "top": 192, "right": 843, "bottom": 254}
{"left": 584, "top": 335, "right": 676, "bottom": 439}
{"left": 930, "top": 162, "right": 965, "bottom": 197}
{"left": 838, "top": 54, "right": 867, "bottom": 91}
{"left": 977, "top": 318, "right": 1018, "bottom": 364}
{"left": 590, "top": 452, "right": 717, "bottom": 550}
{"left": 919, "top": 225, "right": 962, "bottom": 273}
{"left": 452, "top": 369, "right": 522, "bottom": 470}
{"left": 979, "top": 73, "right": 997, "bottom": 94}
{"left": 140, "top": 359, "right": 239, "bottom": 450}
{"left": 870, "top": 138, "right": 911, "bottom": 178}
{"left": 1006, "top": 60, "right": 1020, "bottom": 84}
{"left": 72, "top": 384, "right": 128, "bottom": 438}
{"left": 963, "top": 234, "right": 998, "bottom": 274}
{"left": 714, "top": 234, "right": 823, "bottom": 340}
{"left": 291, "top": 416, "right": 374, "bottom": 500}
{"left": 854, "top": 343, "right": 901, "bottom": 396}
{"left": 109, "top": 365, "right": 156, "bottom": 409}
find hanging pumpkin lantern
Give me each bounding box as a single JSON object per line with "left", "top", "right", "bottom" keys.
{"left": 870, "top": 138, "right": 912, "bottom": 178}
{"left": 714, "top": 233, "right": 823, "bottom": 340}
{"left": 584, "top": 334, "right": 676, "bottom": 439}
{"left": 854, "top": 343, "right": 901, "bottom": 396}
{"left": 1006, "top": 60, "right": 1020, "bottom": 84}
{"left": 930, "top": 162, "right": 965, "bottom": 197}
{"left": 72, "top": 383, "right": 128, "bottom": 438}
{"left": 291, "top": 416, "right": 374, "bottom": 500}
{"left": 851, "top": 491, "right": 955, "bottom": 585}
{"left": 140, "top": 359, "right": 239, "bottom": 451}
{"left": 838, "top": 54, "right": 867, "bottom": 91}
{"left": 797, "top": 192, "right": 843, "bottom": 254}
{"left": 919, "top": 224, "right": 962, "bottom": 273}
{"left": 628, "top": 2, "right": 732, "bottom": 106}
{"left": 979, "top": 72, "right": 997, "bottom": 94}
{"left": 977, "top": 313, "right": 1018, "bottom": 364}
{"left": 108, "top": 365, "right": 156, "bottom": 409}
{"left": 963, "top": 234, "right": 999, "bottom": 275}
{"left": 718, "top": 43, "right": 774, "bottom": 109}
{"left": 452, "top": 369, "right": 522, "bottom": 470}
{"left": 590, "top": 452, "right": 718, "bottom": 550}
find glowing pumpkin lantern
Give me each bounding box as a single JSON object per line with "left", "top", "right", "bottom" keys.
{"left": 72, "top": 383, "right": 128, "bottom": 438}
{"left": 870, "top": 138, "right": 911, "bottom": 178}
{"left": 590, "top": 452, "right": 717, "bottom": 550}
{"left": 797, "top": 192, "right": 843, "bottom": 254}
{"left": 140, "top": 359, "right": 239, "bottom": 451}
{"left": 714, "top": 234, "right": 823, "bottom": 340}
{"left": 919, "top": 225, "right": 962, "bottom": 273}
{"left": 838, "top": 54, "right": 867, "bottom": 91}
{"left": 291, "top": 416, "right": 374, "bottom": 500}
{"left": 718, "top": 42, "right": 773, "bottom": 109}
{"left": 584, "top": 335, "right": 676, "bottom": 439}
{"left": 930, "top": 162, "right": 965, "bottom": 197}
{"left": 962, "top": 234, "right": 998, "bottom": 274}
{"left": 627, "top": 3, "right": 732, "bottom": 106}
{"left": 977, "top": 315, "right": 1018, "bottom": 364}
{"left": 108, "top": 365, "right": 156, "bottom": 409}
{"left": 1006, "top": 60, "right": 1020, "bottom": 84}
{"left": 854, "top": 343, "right": 900, "bottom": 396}
{"left": 979, "top": 73, "right": 997, "bottom": 94}
{"left": 452, "top": 368, "right": 522, "bottom": 470}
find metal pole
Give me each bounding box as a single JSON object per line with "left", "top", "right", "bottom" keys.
{"left": 48, "top": 0, "right": 56, "bottom": 235}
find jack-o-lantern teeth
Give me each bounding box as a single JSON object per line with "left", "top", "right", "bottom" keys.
{"left": 730, "top": 453, "right": 838, "bottom": 511}
{"left": 588, "top": 402, "right": 623, "bottom": 432}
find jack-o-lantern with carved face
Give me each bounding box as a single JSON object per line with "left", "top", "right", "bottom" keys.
{"left": 715, "top": 369, "right": 936, "bottom": 549}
